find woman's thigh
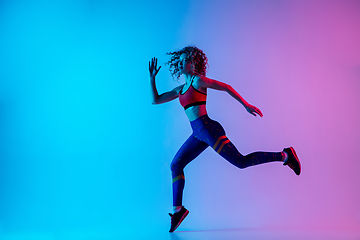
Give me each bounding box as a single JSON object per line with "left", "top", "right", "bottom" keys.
{"left": 195, "top": 119, "right": 227, "bottom": 148}
{"left": 170, "top": 134, "right": 209, "bottom": 174}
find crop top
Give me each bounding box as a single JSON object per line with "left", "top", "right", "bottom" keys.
{"left": 178, "top": 75, "right": 207, "bottom": 110}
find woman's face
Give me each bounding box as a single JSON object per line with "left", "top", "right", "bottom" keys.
{"left": 179, "top": 53, "right": 192, "bottom": 74}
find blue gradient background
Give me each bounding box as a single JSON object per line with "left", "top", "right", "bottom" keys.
{"left": 0, "top": 0, "right": 360, "bottom": 239}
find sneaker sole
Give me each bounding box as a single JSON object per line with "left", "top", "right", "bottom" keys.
{"left": 289, "top": 147, "right": 301, "bottom": 175}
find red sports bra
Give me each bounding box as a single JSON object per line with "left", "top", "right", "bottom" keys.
{"left": 179, "top": 75, "right": 207, "bottom": 110}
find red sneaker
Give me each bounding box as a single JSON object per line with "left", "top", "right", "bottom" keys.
{"left": 283, "top": 147, "right": 301, "bottom": 175}
{"left": 169, "top": 206, "right": 189, "bottom": 232}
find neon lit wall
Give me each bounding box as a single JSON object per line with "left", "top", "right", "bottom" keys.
{"left": 0, "top": 0, "right": 359, "bottom": 238}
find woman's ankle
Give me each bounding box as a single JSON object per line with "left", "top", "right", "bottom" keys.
{"left": 173, "top": 206, "right": 182, "bottom": 213}
{"left": 282, "top": 151, "right": 289, "bottom": 162}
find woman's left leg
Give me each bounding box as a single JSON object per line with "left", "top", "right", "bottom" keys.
{"left": 170, "top": 134, "right": 209, "bottom": 207}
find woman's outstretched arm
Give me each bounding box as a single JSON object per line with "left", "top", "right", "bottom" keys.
{"left": 149, "top": 57, "right": 183, "bottom": 105}
{"left": 198, "top": 76, "right": 263, "bottom": 117}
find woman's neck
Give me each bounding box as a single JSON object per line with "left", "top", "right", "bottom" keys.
{"left": 183, "top": 73, "right": 195, "bottom": 84}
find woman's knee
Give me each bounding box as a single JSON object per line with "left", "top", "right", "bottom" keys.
{"left": 170, "top": 160, "right": 183, "bottom": 176}
{"left": 218, "top": 144, "right": 248, "bottom": 169}
{"left": 170, "top": 161, "right": 177, "bottom": 172}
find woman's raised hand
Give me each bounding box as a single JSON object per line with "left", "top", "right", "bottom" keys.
{"left": 149, "top": 57, "right": 161, "bottom": 78}
{"left": 245, "top": 104, "right": 263, "bottom": 117}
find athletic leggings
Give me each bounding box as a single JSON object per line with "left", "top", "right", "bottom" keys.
{"left": 170, "top": 114, "right": 283, "bottom": 207}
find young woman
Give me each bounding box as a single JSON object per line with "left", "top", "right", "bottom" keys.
{"left": 149, "top": 46, "right": 301, "bottom": 232}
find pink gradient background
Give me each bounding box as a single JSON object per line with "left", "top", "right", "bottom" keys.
{"left": 163, "top": 0, "right": 360, "bottom": 231}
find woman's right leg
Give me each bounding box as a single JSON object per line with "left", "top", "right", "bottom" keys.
{"left": 216, "top": 140, "right": 284, "bottom": 169}
{"left": 195, "top": 117, "right": 284, "bottom": 169}
{"left": 170, "top": 134, "right": 208, "bottom": 207}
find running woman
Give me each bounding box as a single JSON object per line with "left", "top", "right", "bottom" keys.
{"left": 149, "top": 46, "right": 301, "bottom": 232}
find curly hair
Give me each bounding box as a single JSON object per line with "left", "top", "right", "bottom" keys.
{"left": 166, "top": 45, "right": 208, "bottom": 79}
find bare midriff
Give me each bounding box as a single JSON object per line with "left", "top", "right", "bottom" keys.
{"left": 185, "top": 104, "right": 207, "bottom": 121}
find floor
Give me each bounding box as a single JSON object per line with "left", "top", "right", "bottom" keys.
{"left": 2, "top": 228, "right": 360, "bottom": 240}
{"left": 167, "top": 229, "right": 360, "bottom": 240}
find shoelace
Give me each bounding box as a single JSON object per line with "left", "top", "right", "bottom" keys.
{"left": 169, "top": 213, "right": 175, "bottom": 225}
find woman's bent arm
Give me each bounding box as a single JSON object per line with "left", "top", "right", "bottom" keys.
{"left": 151, "top": 80, "right": 182, "bottom": 104}
{"left": 198, "top": 76, "right": 263, "bottom": 117}
{"left": 149, "top": 57, "right": 182, "bottom": 105}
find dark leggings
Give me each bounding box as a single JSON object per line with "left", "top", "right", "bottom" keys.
{"left": 170, "top": 114, "right": 283, "bottom": 206}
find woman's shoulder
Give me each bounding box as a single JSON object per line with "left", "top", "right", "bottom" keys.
{"left": 193, "top": 75, "right": 210, "bottom": 87}
{"left": 192, "top": 75, "right": 208, "bottom": 92}
{"left": 173, "top": 84, "right": 185, "bottom": 94}
{"left": 192, "top": 75, "right": 205, "bottom": 84}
